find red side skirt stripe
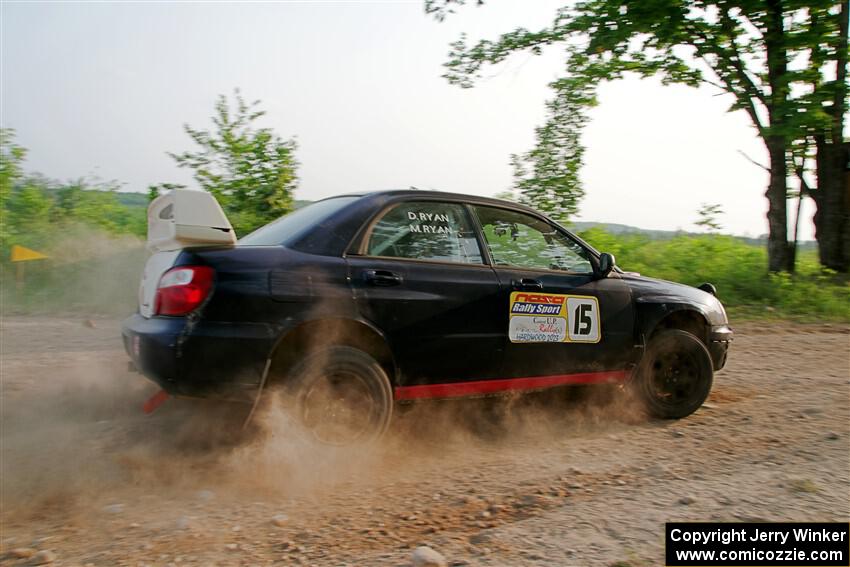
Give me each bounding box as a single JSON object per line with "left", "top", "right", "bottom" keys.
{"left": 393, "top": 370, "right": 630, "bottom": 401}
{"left": 142, "top": 389, "right": 170, "bottom": 414}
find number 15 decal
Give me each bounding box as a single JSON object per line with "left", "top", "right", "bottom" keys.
{"left": 567, "top": 296, "right": 600, "bottom": 342}
{"left": 507, "top": 292, "right": 601, "bottom": 343}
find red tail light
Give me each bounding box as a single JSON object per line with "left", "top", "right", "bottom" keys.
{"left": 155, "top": 266, "right": 215, "bottom": 316}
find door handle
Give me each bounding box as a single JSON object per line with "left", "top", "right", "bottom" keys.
{"left": 511, "top": 278, "right": 543, "bottom": 291}
{"left": 363, "top": 269, "right": 402, "bottom": 286}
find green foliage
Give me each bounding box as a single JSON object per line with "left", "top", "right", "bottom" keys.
{"left": 1, "top": 179, "right": 146, "bottom": 256}
{"left": 165, "top": 90, "right": 299, "bottom": 236}
{"left": 510, "top": 79, "right": 593, "bottom": 222}
{"left": 54, "top": 183, "right": 146, "bottom": 236}
{"left": 428, "top": 0, "right": 849, "bottom": 272}
{"left": 0, "top": 132, "right": 146, "bottom": 315}
{"left": 147, "top": 182, "right": 186, "bottom": 203}
{"left": 578, "top": 228, "right": 850, "bottom": 321}
{"left": 0, "top": 129, "right": 146, "bottom": 261}
{"left": 0, "top": 129, "right": 27, "bottom": 249}
{"left": 695, "top": 203, "right": 724, "bottom": 233}
{"left": 433, "top": 1, "right": 846, "bottom": 142}
{"left": 5, "top": 183, "right": 53, "bottom": 251}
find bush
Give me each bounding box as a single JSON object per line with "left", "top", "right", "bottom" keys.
{"left": 2, "top": 227, "right": 145, "bottom": 316}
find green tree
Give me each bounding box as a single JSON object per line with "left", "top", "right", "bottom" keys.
{"left": 147, "top": 182, "right": 186, "bottom": 203}
{"left": 0, "top": 129, "right": 27, "bottom": 251}
{"left": 5, "top": 183, "right": 53, "bottom": 250}
{"left": 510, "top": 79, "right": 594, "bottom": 222}
{"left": 55, "top": 180, "right": 146, "bottom": 237}
{"left": 696, "top": 203, "right": 724, "bottom": 233}
{"left": 427, "top": 0, "right": 848, "bottom": 272}
{"left": 166, "top": 90, "right": 299, "bottom": 235}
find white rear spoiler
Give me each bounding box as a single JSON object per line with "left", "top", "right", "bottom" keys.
{"left": 147, "top": 189, "right": 236, "bottom": 252}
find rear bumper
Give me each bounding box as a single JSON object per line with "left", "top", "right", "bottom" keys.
{"left": 122, "top": 313, "right": 277, "bottom": 401}
{"left": 708, "top": 324, "right": 733, "bottom": 371}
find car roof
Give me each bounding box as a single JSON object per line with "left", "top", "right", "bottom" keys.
{"left": 348, "top": 189, "right": 541, "bottom": 214}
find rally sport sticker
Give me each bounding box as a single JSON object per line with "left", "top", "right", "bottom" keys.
{"left": 508, "top": 292, "right": 600, "bottom": 343}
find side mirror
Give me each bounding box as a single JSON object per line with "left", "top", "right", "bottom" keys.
{"left": 597, "top": 252, "right": 616, "bottom": 279}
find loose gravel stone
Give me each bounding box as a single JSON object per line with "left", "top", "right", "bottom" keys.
{"left": 196, "top": 490, "right": 215, "bottom": 502}
{"left": 646, "top": 463, "right": 668, "bottom": 477}
{"left": 411, "top": 545, "right": 447, "bottom": 567}
{"left": 518, "top": 494, "right": 546, "bottom": 508}
{"left": 31, "top": 550, "right": 57, "bottom": 564}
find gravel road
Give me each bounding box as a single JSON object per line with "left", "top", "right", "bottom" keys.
{"left": 1, "top": 316, "right": 848, "bottom": 566}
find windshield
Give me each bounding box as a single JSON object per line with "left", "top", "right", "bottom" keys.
{"left": 238, "top": 196, "right": 359, "bottom": 246}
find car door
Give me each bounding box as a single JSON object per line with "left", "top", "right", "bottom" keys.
{"left": 470, "top": 204, "right": 635, "bottom": 381}
{"left": 346, "top": 199, "right": 504, "bottom": 390}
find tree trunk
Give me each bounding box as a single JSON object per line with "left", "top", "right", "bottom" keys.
{"left": 762, "top": 0, "right": 792, "bottom": 273}
{"left": 789, "top": 179, "right": 805, "bottom": 274}
{"left": 813, "top": 141, "right": 849, "bottom": 272}
{"left": 812, "top": 1, "right": 848, "bottom": 273}
{"left": 765, "top": 137, "right": 791, "bottom": 272}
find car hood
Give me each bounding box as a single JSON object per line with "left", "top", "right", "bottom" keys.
{"left": 619, "top": 273, "right": 729, "bottom": 326}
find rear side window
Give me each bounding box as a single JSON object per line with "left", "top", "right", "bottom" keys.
{"left": 365, "top": 201, "right": 483, "bottom": 264}
{"left": 238, "top": 196, "right": 359, "bottom": 246}
{"left": 472, "top": 205, "right": 594, "bottom": 274}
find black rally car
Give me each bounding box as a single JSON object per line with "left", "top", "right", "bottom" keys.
{"left": 123, "top": 189, "right": 732, "bottom": 443}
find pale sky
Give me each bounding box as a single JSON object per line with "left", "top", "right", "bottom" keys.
{"left": 1, "top": 0, "right": 813, "bottom": 239}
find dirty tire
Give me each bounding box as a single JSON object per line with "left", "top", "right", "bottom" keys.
{"left": 636, "top": 329, "right": 713, "bottom": 419}
{"left": 286, "top": 346, "right": 393, "bottom": 446}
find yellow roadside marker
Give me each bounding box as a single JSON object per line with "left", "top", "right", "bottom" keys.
{"left": 10, "top": 245, "right": 49, "bottom": 292}
{"left": 10, "top": 244, "right": 49, "bottom": 262}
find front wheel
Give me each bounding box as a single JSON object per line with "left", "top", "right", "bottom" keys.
{"left": 283, "top": 346, "right": 393, "bottom": 446}
{"left": 635, "top": 329, "right": 713, "bottom": 419}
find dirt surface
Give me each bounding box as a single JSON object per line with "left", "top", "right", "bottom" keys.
{"left": 1, "top": 316, "right": 848, "bottom": 566}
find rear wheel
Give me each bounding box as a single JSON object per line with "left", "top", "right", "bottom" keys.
{"left": 284, "top": 346, "right": 393, "bottom": 445}
{"left": 636, "top": 329, "right": 713, "bottom": 419}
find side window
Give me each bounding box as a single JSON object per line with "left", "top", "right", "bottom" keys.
{"left": 472, "top": 205, "right": 594, "bottom": 274}
{"left": 366, "top": 201, "right": 483, "bottom": 264}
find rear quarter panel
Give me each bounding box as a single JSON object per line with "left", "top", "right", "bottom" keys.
{"left": 181, "top": 245, "right": 360, "bottom": 322}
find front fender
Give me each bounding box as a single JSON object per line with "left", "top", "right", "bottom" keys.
{"left": 635, "top": 300, "right": 712, "bottom": 341}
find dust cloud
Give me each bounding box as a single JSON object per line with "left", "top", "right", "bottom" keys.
{"left": 1, "top": 317, "right": 643, "bottom": 526}
{"left": 1, "top": 238, "right": 646, "bottom": 538}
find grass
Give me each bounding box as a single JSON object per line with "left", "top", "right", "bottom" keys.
{"left": 577, "top": 228, "right": 850, "bottom": 323}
